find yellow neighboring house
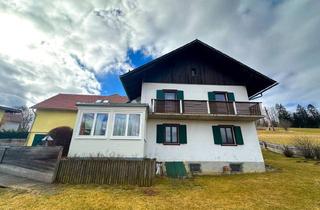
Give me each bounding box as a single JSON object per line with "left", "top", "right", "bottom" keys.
{"left": 27, "top": 93, "right": 128, "bottom": 146}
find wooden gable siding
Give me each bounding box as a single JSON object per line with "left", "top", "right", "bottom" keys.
{"left": 143, "top": 49, "right": 242, "bottom": 86}
{"left": 121, "top": 40, "right": 277, "bottom": 100}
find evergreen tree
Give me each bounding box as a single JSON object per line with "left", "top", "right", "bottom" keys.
{"left": 307, "top": 104, "right": 320, "bottom": 128}
{"left": 293, "top": 105, "right": 309, "bottom": 128}
{"left": 275, "top": 104, "right": 292, "bottom": 130}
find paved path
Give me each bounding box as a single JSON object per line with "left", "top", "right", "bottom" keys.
{"left": 0, "top": 172, "right": 55, "bottom": 192}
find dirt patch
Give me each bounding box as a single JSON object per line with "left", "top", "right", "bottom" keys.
{"left": 142, "top": 188, "right": 158, "bottom": 196}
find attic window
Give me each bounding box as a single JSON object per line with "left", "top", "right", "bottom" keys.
{"left": 191, "top": 68, "right": 197, "bottom": 77}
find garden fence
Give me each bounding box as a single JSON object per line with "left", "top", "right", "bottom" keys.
{"left": 55, "top": 158, "right": 156, "bottom": 187}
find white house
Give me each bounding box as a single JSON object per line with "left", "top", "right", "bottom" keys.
{"left": 68, "top": 40, "right": 277, "bottom": 175}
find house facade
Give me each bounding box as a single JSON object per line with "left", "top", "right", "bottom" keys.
{"left": 67, "top": 40, "right": 277, "bottom": 174}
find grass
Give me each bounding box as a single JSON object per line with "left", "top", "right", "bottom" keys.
{"left": 1, "top": 150, "right": 320, "bottom": 209}
{"left": 258, "top": 127, "right": 320, "bottom": 145}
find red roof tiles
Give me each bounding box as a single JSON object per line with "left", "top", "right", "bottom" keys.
{"left": 32, "top": 93, "right": 128, "bottom": 111}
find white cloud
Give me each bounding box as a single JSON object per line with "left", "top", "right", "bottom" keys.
{"left": 0, "top": 0, "right": 319, "bottom": 109}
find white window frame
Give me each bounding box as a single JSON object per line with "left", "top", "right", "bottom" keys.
{"left": 111, "top": 112, "right": 142, "bottom": 140}
{"left": 76, "top": 112, "right": 109, "bottom": 139}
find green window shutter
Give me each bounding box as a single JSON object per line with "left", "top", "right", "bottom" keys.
{"left": 156, "top": 125, "right": 164, "bottom": 143}
{"left": 234, "top": 126, "right": 244, "bottom": 145}
{"left": 179, "top": 125, "right": 187, "bottom": 144}
{"left": 227, "top": 92, "right": 235, "bottom": 102}
{"left": 208, "top": 92, "right": 216, "bottom": 101}
{"left": 212, "top": 126, "right": 222, "bottom": 145}
{"left": 177, "top": 90, "right": 184, "bottom": 100}
{"left": 156, "top": 90, "right": 164, "bottom": 100}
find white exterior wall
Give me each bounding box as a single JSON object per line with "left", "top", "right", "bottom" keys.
{"left": 68, "top": 106, "right": 147, "bottom": 158}
{"left": 141, "top": 82, "right": 249, "bottom": 105}
{"left": 141, "top": 82, "right": 265, "bottom": 173}
{"left": 145, "top": 119, "right": 263, "bottom": 163}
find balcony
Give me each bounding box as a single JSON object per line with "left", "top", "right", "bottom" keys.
{"left": 150, "top": 99, "right": 264, "bottom": 121}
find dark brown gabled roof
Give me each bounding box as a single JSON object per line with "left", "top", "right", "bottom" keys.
{"left": 120, "top": 39, "right": 278, "bottom": 101}
{"left": 32, "top": 93, "right": 128, "bottom": 111}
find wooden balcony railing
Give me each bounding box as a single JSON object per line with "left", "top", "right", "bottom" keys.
{"left": 152, "top": 99, "right": 263, "bottom": 116}
{"left": 209, "top": 101, "right": 235, "bottom": 115}
{"left": 153, "top": 100, "right": 180, "bottom": 113}
{"left": 235, "top": 102, "right": 261, "bottom": 115}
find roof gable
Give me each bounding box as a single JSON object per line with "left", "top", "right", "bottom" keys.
{"left": 32, "top": 93, "right": 128, "bottom": 111}
{"left": 120, "top": 39, "right": 277, "bottom": 100}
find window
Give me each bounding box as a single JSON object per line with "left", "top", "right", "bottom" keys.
{"left": 79, "top": 113, "right": 94, "bottom": 135}
{"left": 219, "top": 126, "right": 235, "bottom": 145}
{"left": 164, "top": 125, "right": 179, "bottom": 144}
{"left": 164, "top": 91, "right": 177, "bottom": 100}
{"left": 79, "top": 113, "right": 108, "bottom": 136}
{"left": 112, "top": 113, "right": 141, "bottom": 138}
{"left": 191, "top": 68, "right": 197, "bottom": 76}
{"left": 214, "top": 92, "right": 227, "bottom": 101}
{"left": 93, "top": 113, "right": 108, "bottom": 135}
{"left": 230, "top": 164, "right": 242, "bottom": 172}
{"left": 189, "top": 163, "right": 201, "bottom": 173}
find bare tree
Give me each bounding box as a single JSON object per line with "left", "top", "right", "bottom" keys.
{"left": 18, "top": 106, "right": 34, "bottom": 131}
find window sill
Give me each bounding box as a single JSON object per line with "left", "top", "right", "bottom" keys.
{"left": 221, "top": 144, "right": 238, "bottom": 146}
{"left": 75, "top": 136, "right": 107, "bottom": 140}
{"left": 110, "top": 137, "right": 141, "bottom": 140}
{"left": 163, "top": 143, "right": 180, "bottom": 145}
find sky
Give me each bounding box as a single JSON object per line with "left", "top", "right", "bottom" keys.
{"left": 0, "top": 0, "right": 319, "bottom": 110}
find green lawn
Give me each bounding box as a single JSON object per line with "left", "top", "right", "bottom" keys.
{"left": 258, "top": 127, "right": 320, "bottom": 145}
{"left": 1, "top": 150, "right": 320, "bottom": 209}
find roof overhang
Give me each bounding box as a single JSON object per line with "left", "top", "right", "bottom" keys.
{"left": 120, "top": 39, "right": 278, "bottom": 101}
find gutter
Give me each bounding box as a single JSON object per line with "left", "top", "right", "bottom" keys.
{"left": 75, "top": 102, "right": 149, "bottom": 108}
{"left": 249, "top": 82, "right": 279, "bottom": 100}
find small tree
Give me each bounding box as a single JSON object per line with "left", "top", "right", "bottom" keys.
{"left": 294, "top": 138, "right": 314, "bottom": 159}
{"left": 48, "top": 126, "right": 73, "bottom": 157}
{"left": 18, "top": 106, "right": 34, "bottom": 131}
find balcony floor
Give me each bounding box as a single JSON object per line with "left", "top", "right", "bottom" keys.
{"left": 148, "top": 112, "right": 264, "bottom": 121}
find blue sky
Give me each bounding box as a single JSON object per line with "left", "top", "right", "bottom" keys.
{"left": 97, "top": 49, "right": 153, "bottom": 96}
{"left": 0, "top": 0, "right": 319, "bottom": 110}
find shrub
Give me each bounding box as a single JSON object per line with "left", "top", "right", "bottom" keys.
{"left": 294, "top": 138, "right": 314, "bottom": 159}
{"left": 313, "top": 145, "right": 320, "bottom": 160}
{"left": 48, "top": 126, "right": 73, "bottom": 157}
{"left": 282, "top": 145, "right": 294, "bottom": 157}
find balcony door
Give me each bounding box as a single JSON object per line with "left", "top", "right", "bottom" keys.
{"left": 209, "top": 92, "right": 235, "bottom": 114}
{"left": 163, "top": 90, "right": 179, "bottom": 113}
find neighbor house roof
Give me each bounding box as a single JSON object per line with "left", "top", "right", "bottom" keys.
{"left": 0, "top": 105, "right": 21, "bottom": 113}
{"left": 32, "top": 93, "right": 128, "bottom": 111}
{"left": 120, "top": 39, "right": 278, "bottom": 101}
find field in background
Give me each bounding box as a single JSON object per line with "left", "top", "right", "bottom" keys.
{"left": 258, "top": 127, "right": 320, "bottom": 145}
{"left": 0, "top": 151, "right": 320, "bottom": 209}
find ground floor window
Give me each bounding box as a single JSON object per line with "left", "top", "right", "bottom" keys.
{"left": 112, "top": 113, "right": 141, "bottom": 138}
{"left": 79, "top": 113, "right": 108, "bottom": 136}
{"left": 164, "top": 124, "right": 179, "bottom": 144}
{"left": 219, "top": 126, "right": 235, "bottom": 145}
{"left": 212, "top": 125, "right": 244, "bottom": 145}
